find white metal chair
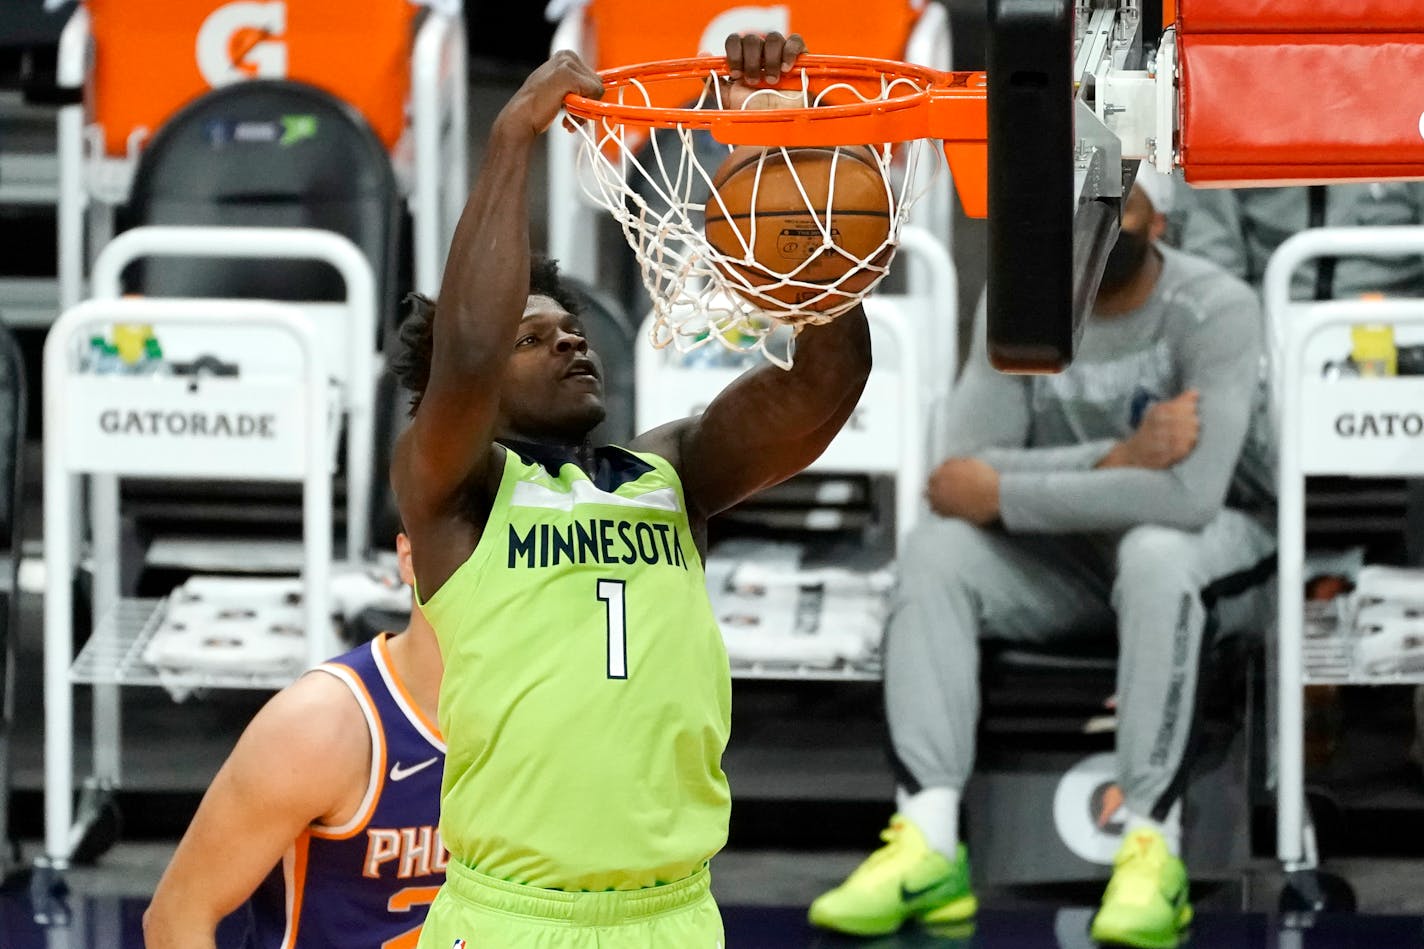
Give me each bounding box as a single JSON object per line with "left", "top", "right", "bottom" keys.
{"left": 38, "top": 295, "right": 336, "bottom": 907}
{"left": 72, "top": 73, "right": 393, "bottom": 575}
{"left": 32, "top": 227, "right": 374, "bottom": 907}
{"left": 1268, "top": 226, "right": 1424, "bottom": 912}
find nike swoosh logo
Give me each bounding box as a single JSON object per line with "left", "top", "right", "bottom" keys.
{"left": 900, "top": 878, "right": 947, "bottom": 903}
{"left": 389, "top": 757, "right": 439, "bottom": 782}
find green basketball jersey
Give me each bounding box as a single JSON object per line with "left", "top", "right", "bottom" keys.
{"left": 417, "top": 443, "right": 732, "bottom": 892}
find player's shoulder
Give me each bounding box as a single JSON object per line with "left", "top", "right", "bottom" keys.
{"left": 394, "top": 432, "right": 504, "bottom": 514}
{"left": 1157, "top": 243, "right": 1260, "bottom": 326}
{"left": 627, "top": 422, "right": 684, "bottom": 466}
{"left": 617, "top": 432, "right": 689, "bottom": 494}
{"left": 212, "top": 667, "right": 371, "bottom": 825}
{"left": 245, "top": 666, "right": 371, "bottom": 764}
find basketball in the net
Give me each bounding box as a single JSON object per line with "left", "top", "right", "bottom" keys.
{"left": 703, "top": 146, "right": 893, "bottom": 312}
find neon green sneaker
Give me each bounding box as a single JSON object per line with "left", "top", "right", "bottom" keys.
{"left": 1090, "top": 828, "right": 1193, "bottom": 948}
{"left": 808, "top": 815, "right": 977, "bottom": 936}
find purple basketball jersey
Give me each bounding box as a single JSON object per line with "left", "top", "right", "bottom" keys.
{"left": 246, "top": 634, "right": 447, "bottom": 948}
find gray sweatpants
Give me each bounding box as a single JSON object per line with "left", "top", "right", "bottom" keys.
{"left": 884, "top": 509, "right": 1274, "bottom": 819}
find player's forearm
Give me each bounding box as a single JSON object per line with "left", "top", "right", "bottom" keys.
{"left": 142, "top": 905, "right": 219, "bottom": 949}
{"left": 674, "top": 307, "right": 871, "bottom": 517}
{"left": 779, "top": 305, "right": 872, "bottom": 434}
{"left": 712, "top": 306, "right": 871, "bottom": 446}
{"left": 431, "top": 117, "right": 536, "bottom": 378}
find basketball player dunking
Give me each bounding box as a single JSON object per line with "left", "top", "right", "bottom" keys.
{"left": 393, "top": 34, "right": 871, "bottom": 947}
{"left": 144, "top": 533, "right": 446, "bottom": 949}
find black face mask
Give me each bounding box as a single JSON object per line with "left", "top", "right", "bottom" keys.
{"left": 1099, "top": 227, "right": 1150, "bottom": 293}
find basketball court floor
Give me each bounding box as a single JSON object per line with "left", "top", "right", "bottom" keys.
{"left": 5, "top": 867, "right": 1424, "bottom": 947}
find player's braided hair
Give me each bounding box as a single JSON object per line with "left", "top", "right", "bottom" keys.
{"left": 391, "top": 254, "right": 583, "bottom": 417}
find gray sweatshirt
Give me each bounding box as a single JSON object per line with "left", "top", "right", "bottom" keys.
{"left": 944, "top": 244, "right": 1273, "bottom": 534}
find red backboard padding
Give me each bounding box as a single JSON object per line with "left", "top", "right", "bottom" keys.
{"left": 1178, "top": 0, "right": 1424, "bottom": 34}
{"left": 1179, "top": 34, "right": 1424, "bottom": 185}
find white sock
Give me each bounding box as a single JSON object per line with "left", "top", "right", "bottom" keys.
{"left": 1123, "top": 809, "right": 1182, "bottom": 856}
{"left": 895, "top": 786, "right": 961, "bottom": 859}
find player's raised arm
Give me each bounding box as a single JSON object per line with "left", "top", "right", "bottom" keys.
{"left": 638, "top": 303, "right": 872, "bottom": 521}
{"left": 143, "top": 676, "right": 367, "bottom": 949}
{"left": 391, "top": 53, "right": 602, "bottom": 590}
{"left": 630, "top": 33, "right": 870, "bottom": 520}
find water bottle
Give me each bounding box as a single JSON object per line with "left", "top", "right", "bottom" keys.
{"left": 80, "top": 335, "right": 106, "bottom": 373}
{"left": 112, "top": 322, "right": 153, "bottom": 370}
{"left": 1351, "top": 323, "right": 1397, "bottom": 377}
{"left": 135, "top": 336, "right": 169, "bottom": 376}
{"left": 93, "top": 342, "right": 123, "bottom": 375}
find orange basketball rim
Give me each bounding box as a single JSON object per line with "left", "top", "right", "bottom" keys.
{"left": 560, "top": 53, "right": 986, "bottom": 366}
{"left": 562, "top": 54, "right": 990, "bottom": 218}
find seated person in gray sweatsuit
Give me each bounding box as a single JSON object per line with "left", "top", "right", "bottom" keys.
{"left": 809, "top": 166, "right": 1275, "bottom": 949}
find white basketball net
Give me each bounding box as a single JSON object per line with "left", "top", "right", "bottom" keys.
{"left": 568, "top": 67, "right": 941, "bottom": 368}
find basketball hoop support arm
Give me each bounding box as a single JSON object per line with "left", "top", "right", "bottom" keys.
{"left": 984, "top": 0, "right": 1160, "bottom": 373}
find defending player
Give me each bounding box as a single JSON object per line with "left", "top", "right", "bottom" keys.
{"left": 392, "top": 34, "right": 871, "bottom": 947}
{"left": 143, "top": 534, "right": 447, "bottom": 949}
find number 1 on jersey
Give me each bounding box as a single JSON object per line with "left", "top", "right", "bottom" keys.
{"left": 597, "top": 579, "right": 628, "bottom": 679}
